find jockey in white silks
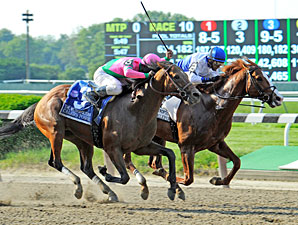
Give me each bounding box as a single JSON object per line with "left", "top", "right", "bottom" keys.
{"left": 163, "top": 46, "right": 227, "bottom": 122}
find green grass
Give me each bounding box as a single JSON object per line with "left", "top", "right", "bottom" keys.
{"left": 235, "top": 101, "right": 298, "bottom": 113}
{"left": 1, "top": 123, "right": 297, "bottom": 175}
{"left": 0, "top": 101, "right": 297, "bottom": 174}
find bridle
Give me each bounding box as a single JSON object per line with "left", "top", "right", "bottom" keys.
{"left": 213, "top": 65, "right": 276, "bottom": 104}
{"left": 246, "top": 66, "right": 276, "bottom": 103}
{"left": 149, "top": 64, "right": 193, "bottom": 100}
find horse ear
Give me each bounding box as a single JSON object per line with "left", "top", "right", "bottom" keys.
{"left": 240, "top": 57, "right": 249, "bottom": 69}
{"left": 241, "top": 56, "right": 255, "bottom": 66}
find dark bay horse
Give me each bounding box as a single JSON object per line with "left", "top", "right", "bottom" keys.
{"left": 0, "top": 61, "right": 201, "bottom": 202}
{"left": 125, "top": 58, "right": 283, "bottom": 191}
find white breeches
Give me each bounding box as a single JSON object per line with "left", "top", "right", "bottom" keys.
{"left": 93, "top": 67, "right": 123, "bottom": 95}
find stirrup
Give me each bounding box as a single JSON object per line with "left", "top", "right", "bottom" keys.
{"left": 84, "top": 91, "right": 99, "bottom": 106}
{"left": 88, "top": 81, "right": 99, "bottom": 89}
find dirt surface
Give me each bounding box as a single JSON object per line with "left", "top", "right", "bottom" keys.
{"left": 1, "top": 169, "right": 298, "bottom": 225}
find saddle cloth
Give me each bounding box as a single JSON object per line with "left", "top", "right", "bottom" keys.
{"left": 160, "top": 96, "right": 182, "bottom": 123}
{"left": 59, "top": 80, "right": 113, "bottom": 148}
{"left": 59, "top": 80, "right": 113, "bottom": 126}
{"left": 59, "top": 80, "right": 94, "bottom": 125}
{"left": 157, "top": 96, "right": 182, "bottom": 142}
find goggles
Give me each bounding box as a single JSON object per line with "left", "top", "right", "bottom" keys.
{"left": 212, "top": 60, "right": 224, "bottom": 67}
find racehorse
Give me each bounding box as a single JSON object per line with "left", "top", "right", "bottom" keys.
{"left": 124, "top": 57, "right": 283, "bottom": 192}
{"left": 0, "top": 61, "right": 201, "bottom": 202}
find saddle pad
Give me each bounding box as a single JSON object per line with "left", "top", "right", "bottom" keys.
{"left": 59, "top": 80, "right": 94, "bottom": 125}
{"left": 157, "top": 108, "right": 171, "bottom": 122}
{"left": 157, "top": 103, "right": 179, "bottom": 142}
{"left": 161, "top": 96, "right": 182, "bottom": 123}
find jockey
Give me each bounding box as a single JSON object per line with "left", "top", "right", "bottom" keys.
{"left": 177, "top": 46, "right": 226, "bottom": 84}
{"left": 85, "top": 50, "right": 173, "bottom": 104}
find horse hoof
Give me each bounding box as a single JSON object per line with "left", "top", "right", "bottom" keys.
{"left": 176, "top": 188, "right": 185, "bottom": 201}
{"left": 108, "top": 192, "right": 119, "bottom": 202}
{"left": 74, "top": 189, "right": 83, "bottom": 199}
{"left": 152, "top": 168, "right": 166, "bottom": 177}
{"left": 98, "top": 165, "right": 107, "bottom": 176}
{"left": 209, "top": 177, "right": 222, "bottom": 186}
{"left": 141, "top": 186, "right": 149, "bottom": 200}
{"left": 167, "top": 188, "right": 176, "bottom": 201}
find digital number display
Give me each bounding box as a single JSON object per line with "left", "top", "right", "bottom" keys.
{"left": 105, "top": 19, "right": 298, "bottom": 82}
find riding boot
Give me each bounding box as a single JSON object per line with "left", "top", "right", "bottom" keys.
{"left": 94, "top": 86, "right": 108, "bottom": 98}
{"left": 84, "top": 82, "right": 108, "bottom": 106}
{"left": 88, "top": 81, "right": 108, "bottom": 98}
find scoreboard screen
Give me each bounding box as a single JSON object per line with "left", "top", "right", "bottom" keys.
{"left": 105, "top": 19, "right": 298, "bottom": 82}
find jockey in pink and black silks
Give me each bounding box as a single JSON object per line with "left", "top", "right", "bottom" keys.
{"left": 85, "top": 50, "right": 173, "bottom": 104}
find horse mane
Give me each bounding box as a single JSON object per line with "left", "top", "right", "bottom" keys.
{"left": 199, "top": 57, "right": 259, "bottom": 94}
{"left": 146, "top": 60, "right": 172, "bottom": 72}
{"left": 129, "top": 61, "right": 172, "bottom": 98}
{"left": 222, "top": 57, "right": 259, "bottom": 75}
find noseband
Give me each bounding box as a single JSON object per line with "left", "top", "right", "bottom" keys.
{"left": 149, "top": 64, "right": 192, "bottom": 99}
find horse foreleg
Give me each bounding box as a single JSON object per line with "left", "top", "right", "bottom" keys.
{"left": 134, "top": 142, "right": 178, "bottom": 201}
{"left": 123, "top": 153, "right": 149, "bottom": 200}
{"left": 98, "top": 147, "right": 130, "bottom": 185}
{"left": 208, "top": 141, "right": 241, "bottom": 186}
{"left": 179, "top": 146, "right": 195, "bottom": 186}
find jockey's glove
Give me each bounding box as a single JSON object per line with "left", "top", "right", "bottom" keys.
{"left": 210, "top": 76, "right": 220, "bottom": 82}
{"left": 149, "top": 70, "right": 156, "bottom": 77}
{"left": 201, "top": 76, "right": 220, "bottom": 83}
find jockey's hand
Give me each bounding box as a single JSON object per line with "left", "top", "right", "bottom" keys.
{"left": 210, "top": 76, "right": 220, "bottom": 82}
{"left": 149, "top": 70, "right": 156, "bottom": 77}
{"left": 166, "top": 49, "right": 173, "bottom": 59}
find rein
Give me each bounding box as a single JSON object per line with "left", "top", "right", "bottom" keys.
{"left": 149, "top": 64, "right": 192, "bottom": 98}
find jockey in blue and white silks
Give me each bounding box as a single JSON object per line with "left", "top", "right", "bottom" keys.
{"left": 177, "top": 46, "right": 226, "bottom": 84}
{"left": 162, "top": 47, "right": 227, "bottom": 121}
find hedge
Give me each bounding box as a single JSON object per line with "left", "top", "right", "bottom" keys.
{"left": 0, "top": 94, "right": 42, "bottom": 110}
{"left": 0, "top": 94, "right": 49, "bottom": 159}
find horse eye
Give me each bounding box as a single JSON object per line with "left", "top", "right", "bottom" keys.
{"left": 256, "top": 77, "right": 262, "bottom": 81}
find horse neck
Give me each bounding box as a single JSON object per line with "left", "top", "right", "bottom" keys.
{"left": 129, "top": 73, "right": 168, "bottom": 119}
{"left": 212, "top": 69, "right": 247, "bottom": 114}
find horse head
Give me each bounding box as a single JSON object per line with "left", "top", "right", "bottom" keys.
{"left": 222, "top": 58, "right": 283, "bottom": 108}
{"left": 150, "top": 61, "right": 201, "bottom": 104}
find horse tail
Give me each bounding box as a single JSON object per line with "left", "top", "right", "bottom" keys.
{"left": 0, "top": 102, "right": 38, "bottom": 138}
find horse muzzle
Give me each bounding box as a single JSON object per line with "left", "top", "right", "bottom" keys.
{"left": 268, "top": 92, "right": 283, "bottom": 108}
{"left": 183, "top": 89, "right": 201, "bottom": 105}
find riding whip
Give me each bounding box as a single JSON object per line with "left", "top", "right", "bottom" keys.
{"left": 140, "top": 1, "right": 169, "bottom": 51}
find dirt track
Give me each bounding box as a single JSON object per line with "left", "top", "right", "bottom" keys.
{"left": 1, "top": 170, "right": 298, "bottom": 224}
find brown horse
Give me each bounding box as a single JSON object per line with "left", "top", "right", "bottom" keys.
{"left": 124, "top": 58, "right": 283, "bottom": 191}
{"left": 0, "top": 61, "right": 201, "bottom": 202}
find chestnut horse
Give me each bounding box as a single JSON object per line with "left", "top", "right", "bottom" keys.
{"left": 124, "top": 58, "right": 283, "bottom": 192}
{"left": 0, "top": 61, "right": 201, "bottom": 202}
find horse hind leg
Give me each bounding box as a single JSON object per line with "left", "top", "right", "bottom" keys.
{"left": 66, "top": 135, "right": 118, "bottom": 202}
{"left": 47, "top": 137, "right": 83, "bottom": 199}
{"left": 124, "top": 153, "right": 149, "bottom": 200}
{"left": 149, "top": 136, "right": 166, "bottom": 175}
